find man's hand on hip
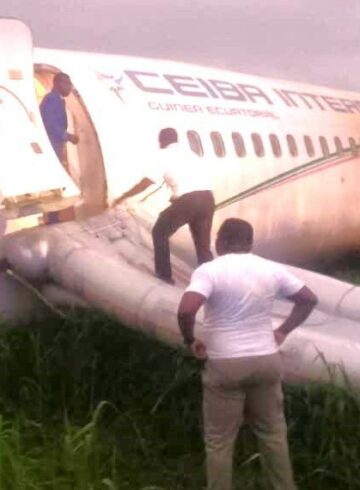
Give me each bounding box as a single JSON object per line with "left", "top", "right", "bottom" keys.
{"left": 190, "top": 339, "right": 208, "bottom": 360}
{"left": 274, "top": 328, "right": 287, "bottom": 346}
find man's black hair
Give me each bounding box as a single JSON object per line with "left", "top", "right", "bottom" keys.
{"left": 53, "top": 72, "right": 71, "bottom": 84}
{"left": 217, "top": 218, "right": 254, "bottom": 248}
{"left": 159, "top": 127, "right": 178, "bottom": 146}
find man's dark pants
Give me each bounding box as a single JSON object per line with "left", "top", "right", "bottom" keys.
{"left": 152, "top": 190, "right": 215, "bottom": 281}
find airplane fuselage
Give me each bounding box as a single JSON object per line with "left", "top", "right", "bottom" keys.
{"left": 1, "top": 18, "right": 360, "bottom": 266}
{"left": 2, "top": 19, "right": 360, "bottom": 387}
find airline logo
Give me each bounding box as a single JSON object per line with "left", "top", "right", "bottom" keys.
{"left": 124, "top": 70, "right": 360, "bottom": 115}
{"left": 96, "top": 72, "right": 125, "bottom": 102}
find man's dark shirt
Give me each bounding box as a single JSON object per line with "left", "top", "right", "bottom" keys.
{"left": 40, "top": 90, "right": 68, "bottom": 160}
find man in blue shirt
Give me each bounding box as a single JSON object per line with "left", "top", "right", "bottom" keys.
{"left": 40, "top": 72, "right": 79, "bottom": 162}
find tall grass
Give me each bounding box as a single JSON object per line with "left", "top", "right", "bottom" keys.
{"left": 314, "top": 252, "right": 360, "bottom": 284}
{"left": 0, "top": 311, "right": 359, "bottom": 489}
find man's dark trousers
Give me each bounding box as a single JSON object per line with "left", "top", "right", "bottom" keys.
{"left": 152, "top": 190, "right": 215, "bottom": 281}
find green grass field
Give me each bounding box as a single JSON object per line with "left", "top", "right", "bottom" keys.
{"left": 0, "top": 311, "right": 359, "bottom": 489}
{"left": 314, "top": 253, "right": 360, "bottom": 284}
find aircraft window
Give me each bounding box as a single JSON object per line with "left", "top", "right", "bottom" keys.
{"left": 187, "top": 130, "right": 204, "bottom": 156}
{"left": 304, "top": 135, "right": 315, "bottom": 158}
{"left": 319, "top": 136, "right": 330, "bottom": 158}
{"left": 286, "top": 134, "right": 298, "bottom": 157}
{"left": 349, "top": 137, "right": 358, "bottom": 155}
{"left": 269, "top": 134, "right": 282, "bottom": 158}
{"left": 210, "top": 131, "right": 226, "bottom": 157}
{"left": 251, "top": 133, "right": 265, "bottom": 158}
{"left": 334, "top": 136, "right": 343, "bottom": 155}
{"left": 232, "top": 132, "right": 246, "bottom": 157}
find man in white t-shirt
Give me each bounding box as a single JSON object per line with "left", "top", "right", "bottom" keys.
{"left": 114, "top": 127, "right": 214, "bottom": 284}
{"left": 177, "top": 218, "right": 317, "bottom": 490}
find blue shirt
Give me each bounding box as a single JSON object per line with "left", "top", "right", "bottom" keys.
{"left": 40, "top": 90, "right": 68, "bottom": 160}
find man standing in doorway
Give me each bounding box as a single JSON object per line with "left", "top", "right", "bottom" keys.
{"left": 178, "top": 218, "right": 318, "bottom": 490}
{"left": 40, "top": 72, "right": 79, "bottom": 162}
{"left": 114, "top": 128, "right": 215, "bottom": 284}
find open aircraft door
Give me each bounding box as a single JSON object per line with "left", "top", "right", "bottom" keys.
{"left": 0, "top": 18, "right": 80, "bottom": 220}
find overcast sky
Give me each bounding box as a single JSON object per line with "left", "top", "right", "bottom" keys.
{"left": 3, "top": 0, "right": 360, "bottom": 91}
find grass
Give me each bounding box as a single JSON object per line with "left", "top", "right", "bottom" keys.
{"left": 0, "top": 311, "right": 359, "bottom": 489}
{"left": 313, "top": 252, "right": 360, "bottom": 284}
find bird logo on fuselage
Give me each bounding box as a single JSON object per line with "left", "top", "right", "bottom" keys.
{"left": 96, "top": 71, "right": 125, "bottom": 102}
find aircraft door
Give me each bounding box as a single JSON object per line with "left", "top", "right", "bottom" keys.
{"left": 34, "top": 65, "right": 108, "bottom": 218}
{"left": 0, "top": 18, "right": 80, "bottom": 219}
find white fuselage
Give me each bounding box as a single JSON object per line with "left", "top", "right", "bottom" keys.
{"left": 1, "top": 18, "right": 360, "bottom": 264}
{"left": 34, "top": 47, "right": 360, "bottom": 264}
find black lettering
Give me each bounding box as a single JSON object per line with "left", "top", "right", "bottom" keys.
{"left": 125, "top": 70, "right": 173, "bottom": 94}
{"left": 209, "top": 80, "right": 247, "bottom": 101}
{"left": 321, "top": 96, "right": 348, "bottom": 113}
{"left": 164, "top": 75, "right": 208, "bottom": 97}
{"left": 197, "top": 78, "right": 220, "bottom": 98}
{"left": 207, "top": 105, "right": 227, "bottom": 114}
{"left": 238, "top": 84, "right": 273, "bottom": 105}
{"left": 301, "top": 93, "right": 325, "bottom": 110}
{"left": 182, "top": 104, "right": 203, "bottom": 113}
{"left": 273, "top": 88, "right": 293, "bottom": 106}
{"left": 280, "top": 90, "right": 298, "bottom": 107}
{"left": 340, "top": 99, "right": 360, "bottom": 114}
{"left": 281, "top": 90, "right": 312, "bottom": 109}
{"left": 296, "top": 92, "right": 314, "bottom": 109}
{"left": 148, "top": 101, "right": 159, "bottom": 110}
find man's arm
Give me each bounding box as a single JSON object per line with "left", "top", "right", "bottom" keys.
{"left": 275, "top": 286, "right": 318, "bottom": 344}
{"left": 178, "top": 291, "right": 207, "bottom": 359}
{"left": 112, "top": 177, "right": 154, "bottom": 206}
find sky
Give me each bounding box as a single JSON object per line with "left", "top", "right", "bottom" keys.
{"left": 2, "top": 0, "right": 360, "bottom": 91}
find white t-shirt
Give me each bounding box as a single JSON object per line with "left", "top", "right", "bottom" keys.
{"left": 148, "top": 143, "right": 212, "bottom": 198}
{"left": 186, "top": 253, "right": 304, "bottom": 359}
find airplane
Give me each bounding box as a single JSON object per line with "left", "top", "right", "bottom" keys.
{"left": 1, "top": 18, "right": 360, "bottom": 386}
